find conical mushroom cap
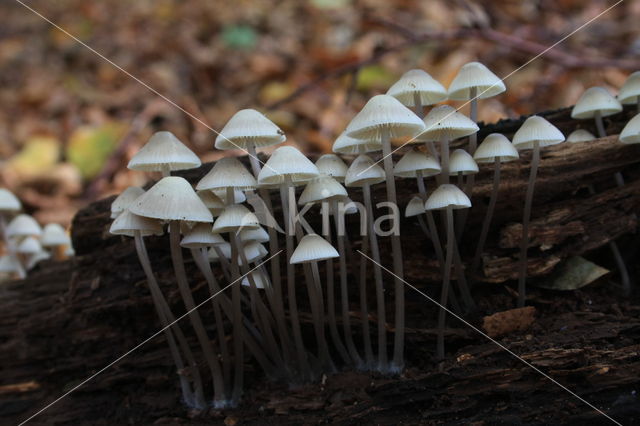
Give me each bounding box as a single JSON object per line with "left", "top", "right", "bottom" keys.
{"left": 128, "top": 131, "right": 201, "bottom": 172}
{"left": 618, "top": 71, "right": 640, "bottom": 105}
{"left": 298, "top": 175, "right": 348, "bottom": 205}
{"left": 405, "top": 196, "right": 426, "bottom": 217}
{"left": 0, "top": 255, "right": 22, "bottom": 273}
{"left": 197, "top": 191, "right": 225, "bottom": 212}
{"left": 111, "top": 187, "right": 145, "bottom": 219}
{"left": 241, "top": 271, "right": 270, "bottom": 289}
{"left": 386, "top": 69, "right": 447, "bottom": 106}
{"left": 566, "top": 129, "right": 596, "bottom": 143}
{"left": 571, "top": 87, "right": 622, "bottom": 119}
{"left": 17, "top": 236, "right": 42, "bottom": 254}
{"left": 332, "top": 132, "right": 381, "bottom": 155}
{"left": 129, "top": 176, "right": 213, "bottom": 223}
{"left": 258, "top": 146, "right": 319, "bottom": 187}
{"left": 0, "top": 189, "right": 21, "bottom": 213}
{"left": 473, "top": 133, "right": 519, "bottom": 163}
{"left": 315, "top": 154, "right": 348, "bottom": 182}
{"left": 512, "top": 116, "right": 565, "bottom": 150}
{"left": 619, "top": 113, "right": 640, "bottom": 144}
{"left": 212, "top": 204, "right": 260, "bottom": 233}
{"left": 344, "top": 154, "right": 385, "bottom": 187}
{"left": 290, "top": 234, "right": 339, "bottom": 264}
{"left": 393, "top": 148, "right": 441, "bottom": 178}
{"left": 110, "top": 209, "right": 164, "bottom": 237}
{"left": 419, "top": 105, "right": 479, "bottom": 141}
{"left": 425, "top": 184, "right": 471, "bottom": 210}
{"left": 41, "top": 223, "right": 71, "bottom": 247}
{"left": 6, "top": 214, "right": 42, "bottom": 238}
{"left": 239, "top": 226, "right": 269, "bottom": 243}
{"left": 215, "top": 109, "right": 286, "bottom": 150}
{"left": 208, "top": 243, "right": 231, "bottom": 262}
{"left": 449, "top": 149, "right": 478, "bottom": 175}
{"left": 212, "top": 188, "right": 246, "bottom": 204}
{"left": 345, "top": 95, "right": 425, "bottom": 141}
{"left": 238, "top": 241, "right": 268, "bottom": 264}
{"left": 180, "top": 223, "right": 226, "bottom": 248}
{"left": 447, "top": 62, "right": 505, "bottom": 100}
{"left": 196, "top": 157, "right": 257, "bottom": 191}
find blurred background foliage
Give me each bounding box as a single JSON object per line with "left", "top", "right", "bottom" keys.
{"left": 0, "top": 0, "right": 639, "bottom": 225}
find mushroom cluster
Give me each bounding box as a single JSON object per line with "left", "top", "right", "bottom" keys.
{"left": 108, "top": 65, "right": 640, "bottom": 408}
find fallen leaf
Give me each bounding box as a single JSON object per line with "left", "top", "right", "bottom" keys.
{"left": 538, "top": 256, "right": 609, "bottom": 290}
{"left": 66, "top": 123, "right": 126, "bottom": 179}
{"left": 483, "top": 306, "right": 536, "bottom": 338}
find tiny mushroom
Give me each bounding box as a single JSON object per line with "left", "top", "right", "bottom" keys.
{"left": 566, "top": 129, "right": 596, "bottom": 143}
{"left": 618, "top": 71, "right": 640, "bottom": 113}
{"left": 128, "top": 131, "right": 201, "bottom": 177}
{"left": 41, "top": 223, "right": 72, "bottom": 260}
{"left": 110, "top": 187, "right": 145, "bottom": 219}
{"left": 571, "top": 87, "right": 622, "bottom": 139}
{"left": 315, "top": 154, "right": 349, "bottom": 182}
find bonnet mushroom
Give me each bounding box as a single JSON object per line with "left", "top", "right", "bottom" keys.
{"left": 512, "top": 116, "right": 565, "bottom": 307}
{"left": 110, "top": 187, "right": 145, "bottom": 219}
{"left": 128, "top": 131, "right": 201, "bottom": 178}
{"left": 41, "top": 223, "right": 72, "bottom": 260}
{"left": 618, "top": 71, "right": 640, "bottom": 113}
{"left": 566, "top": 129, "right": 596, "bottom": 143}
{"left": 571, "top": 87, "right": 622, "bottom": 140}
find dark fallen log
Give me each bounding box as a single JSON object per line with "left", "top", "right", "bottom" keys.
{"left": 1, "top": 106, "right": 639, "bottom": 425}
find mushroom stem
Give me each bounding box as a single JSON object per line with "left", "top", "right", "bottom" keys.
{"left": 416, "top": 214, "right": 430, "bottom": 236}
{"left": 517, "top": 141, "right": 540, "bottom": 308}
{"left": 280, "top": 180, "right": 311, "bottom": 380}
{"left": 456, "top": 87, "right": 478, "bottom": 241}
{"left": 357, "top": 212, "right": 375, "bottom": 369}
{"left": 168, "top": 221, "right": 227, "bottom": 407}
{"left": 322, "top": 205, "right": 351, "bottom": 365}
{"left": 437, "top": 207, "right": 454, "bottom": 360}
{"left": 362, "top": 183, "right": 388, "bottom": 371}
{"left": 227, "top": 230, "right": 244, "bottom": 405}
{"left": 380, "top": 127, "right": 406, "bottom": 372}
{"left": 331, "top": 200, "right": 363, "bottom": 366}
{"left": 309, "top": 261, "right": 335, "bottom": 371}
{"left": 471, "top": 157, "right": 501, "bottom": 280}
{"left": 440, "top": 133, "right": 450, "bottom": 183}
{"left": 212, "top": 247, "right": 232, "bottom": 282}
{"left": 134, "top": 232, "right": 206, "bottom": 409}
{"left": 593, "top": 111, "right": 607, "bottom": 139}
{"left": 413, "top": 92, "right": 438, "bottom": 159}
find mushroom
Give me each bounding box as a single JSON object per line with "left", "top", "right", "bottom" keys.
{"left": 110, "top": 208, "right": 206, "bottom": 409}
{"left": 110, "top": 187, "right": 145, "bottom": 219}
{"left": 387, "top": 69, "right": 447, "bottom": 157}
{"left": 512, "top": 116, "right": 565, "bottom": 307}
{"left": 345, "top": 154, "right": 389, "bottom": 371}
{"left": 618, "top": 71, "right": 640, "bottom": 113}
{"left": 0, "top": 189, "right": 23, "bottom": 278}
{"left": 572, "top": 87, "right": 622, "bottom": 140}
{"left": 289, "top": 233, "right": 340, "bottom": 371}
{"left": 470, "top": 134, "right": 519, "bottom": 280}
{"left": 315, "top": 154, "right": 349, "bottom": 182}
{"left": 40, "top": 223, "right": 72, "bottom": 260}
{"left": 299, "top": 174, "right": 358, "bottom": 366}
{"left": 345, "top": 94, "right": 425, "bottom": 372}
{"left": 424, "top": 184, "right": 471, "bottom": 360}
{"left": 129, "top": 176, "right": 230, "bottom": 407}
{"left": 566, "top": 129, "right": 596, "bottom": 143}
{"left": 258, "top": 146, "right": 320, "bottom": 379}
{"left": 619, "top": 113, "right": 640, "bottom": 144}
{"left": 0, "top": 254, "right": 23, "bottom": 281}
{"left": 128, "top": 131, "right": 201, "bottom": 178}
{"left": 16, "top": 236, "right": 42, "bottom": 269}
{"left": 405, "top": 196, "right": 429, "bottom": 235}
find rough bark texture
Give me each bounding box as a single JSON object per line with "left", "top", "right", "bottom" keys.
{"left": 1, "top": 106, "right": 640, "bottom": 425}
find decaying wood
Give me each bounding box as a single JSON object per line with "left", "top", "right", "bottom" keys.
{"left": 1, "top": 106, "right": 639, "bottom": 425}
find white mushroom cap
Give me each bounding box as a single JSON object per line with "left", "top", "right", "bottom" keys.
{"left": 41, "top": 224, "right": 71, "bottom": 247}
{"left": 405, "top": 196, "right": 426, "bottom": 218}
{"left": 110, "top": 209, "right": 164, "bottom": 237}
{"left": 258, "top": 146, "right": 319, "bottom": 187}
{"left": 447, "top": 62, "right": 506, "bottom": 100}
{"left": 618, "top": 71, "right": 640, "bottom": 105}
{"left": 6, "top": 214, "right": 42, "bottom": 239}
{"left": 386, "top": 69, "right": 447, "bottom": 106}
{"left": 212, "top": 204, "right": 260, "bottom": 233}
{"left": 212, "top": 188, "right": 246, "bottom": 204}
{"left": 344, "top": 154, "right": 385, "bottom": 187}
{"left": 17, "top": 236, "right": 42, "bottom": 255}
{"left": 241, "top": 271, "right": 270, "bottom": 289}
{"left": 239, "top": 226, "right": 269, "bottom": 243}
{"left": 298, "top": 175, "right": 348, "bottom": 205}
{"left": 571, "top": 87, "right": 622, "bottom": 119}
{"left": 129, "top": 177, "right": 213, "bottom": 223}
{"left": 566, "top": 129, "right": 596, "bottom": 143}
{"left": 512, "top": 116, "right": 565, "bottom": 150}
{"left": 619, "top": 113, "right": 640, "bottom": 144}
{"left": 208, "top": 243, "right": 231, "bottom": 261}
{"left": 196, "top": 157, "right": 257, "bottom": 192}
{"left": 473, "top": 133, "right": 519, "bottom": 163}
{"left": 128, "top": 131, "right": 201, "bottom": 172}
{"left": 449, "top": 149, "right": 479, "bottom": 175}
{"left": 0, "top": 189, "right": 21, "bottom": 213}
{"left": 0, "top": 255, "right": 22, "bottom": 274}
{"left": 197, "top": 190, "right": 225, "bottom": 213}
{"left": 27, "top": 249, "right": 51, "bottom": 270}
{"left": 419, "top": 105, "right": 479, "bottom": 141}
{"left": 393, "top": 148, "right": 441, "bottom": 178}
{"left": 111, "top": 187, "right": 145, "bottom": 219}
{"left": 345, "top": 95, "right": 425, "bottom": 141}
{"left": 180, "top": 223, "right": 226, "bottom": 248}
{"left": 290, "top": 234, "right": 339, "bottom": 264}
{"left": 424, "top": 184, "right": 471, "bottom": 210}
{"left": 332, "top": 132, "right": 381, "bottom": 154}
{"left": 238, "top": 241, "right": 268, "bottom": 264}
{"left": 315, "top": 154, "right": 348, "bottom": 182}
{"left": 215, "top": 109, "right": 286, "bottom": 150}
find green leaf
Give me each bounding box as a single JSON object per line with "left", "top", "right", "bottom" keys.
{"left": 538, "top": 256, "right": 609, "bottom": 291}
{"left": 356, "top": 65, "right": 397, "bottom": 91}
{"left": 66, "top": 123, "right": 125, "bottom": 179}
{"left": 7, "top": 135, "right": 61, "bottom": 178}
{"left": 222, "top": 25, "right": 257, "bottom": 50}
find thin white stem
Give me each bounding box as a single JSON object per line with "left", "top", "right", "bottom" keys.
{"left": 518, "top": 142, "right": 540, "bottom": 308}
{"left": 471, "top": 158, "right": 501, "bottom": 279}
{"left": 437, "top": 207, "right": 454, "bottom": 360}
